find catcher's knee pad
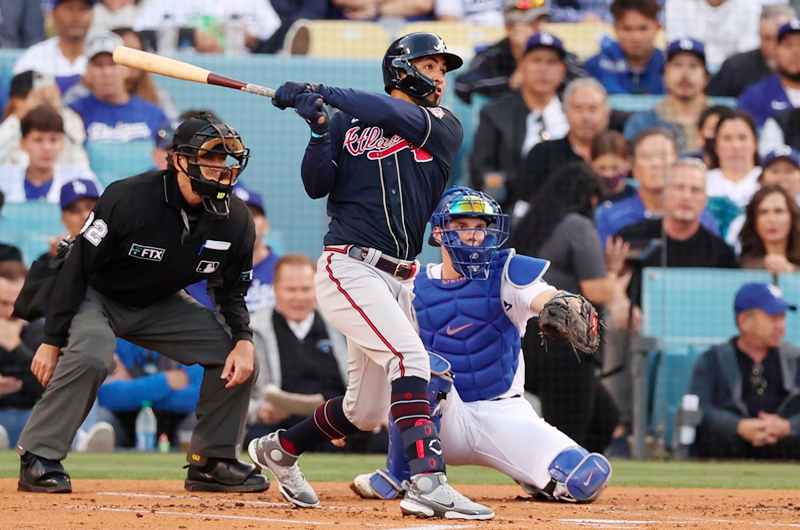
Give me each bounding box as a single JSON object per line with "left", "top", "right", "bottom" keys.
{"left": 545, "top": 446, "right": 612, "bottom": 503}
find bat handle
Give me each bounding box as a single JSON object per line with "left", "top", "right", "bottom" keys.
{"left": 244, "top": 83, "right": 275, "bottom": 98}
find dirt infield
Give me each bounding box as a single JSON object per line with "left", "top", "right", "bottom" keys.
{"left": 1, "top": 479, "right": 799, "bottom": 529}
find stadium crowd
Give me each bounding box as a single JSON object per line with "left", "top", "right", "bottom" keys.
{"left": 1, "top": 0, "right": 799, "bottom": 462}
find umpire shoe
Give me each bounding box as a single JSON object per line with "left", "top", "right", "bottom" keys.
{"left": 400, "top": 472, "right": 495, "bottom": 520}
{"left": 18, "top": 453, "right": 72, "bottom": 494}
{"left": 185, "top": 458, "right": 270, "bottom": 493}
{"left": 248, "top": 430, "right": 319, "bottom": 507}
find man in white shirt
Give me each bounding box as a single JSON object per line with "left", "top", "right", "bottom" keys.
{"left": 12, "top": 0, "right": 94, "bottom": 94}
{"left": 665, "top": 0, "right": 760, "bottom": 71}
{"left": 0, "top": 106, "right": 100, "bottom": 204}
{"left": 133, "top": 0, "right": 281, "bottom": 53}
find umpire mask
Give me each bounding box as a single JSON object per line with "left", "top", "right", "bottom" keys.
{"left": 172, "top": 114, "right": 250, "bottom": 217}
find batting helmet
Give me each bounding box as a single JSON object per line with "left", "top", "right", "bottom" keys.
{"left": 430, "top": 187, "right": 509, "bottom": 280}
{"left": 171, "top": 113, "right": 250, "bottom": 217}
{"left": 382, "top": 33, "right": 463, "bottom": 100}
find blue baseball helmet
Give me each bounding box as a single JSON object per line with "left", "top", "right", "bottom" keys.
{"left": 430, "top": 187, "right": 509, "bottom": 280}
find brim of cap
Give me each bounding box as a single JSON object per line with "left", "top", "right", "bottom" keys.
{"left": 88, "top": 49, "right": 115, "bottom": 60}
{"left": 525, "top": 43, "right": 566, "bottom": 58}
{"left": 756, "top": 299, "right": 797, "bottom": 314}
{"left": 505, "top": 8, "right": 550, "bottom": 23}
{"left": 778, "top": 28, "right": 800, "bottom": 42}
{"left": 667, "top": 49, "right": 706, "bottom": 65}
{"left": 763, "top": 155, "right": 800, "bottom": 169}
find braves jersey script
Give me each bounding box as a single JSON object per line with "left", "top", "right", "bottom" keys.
{"left": 301, "top": 87, "right": 463, "bottom": 260}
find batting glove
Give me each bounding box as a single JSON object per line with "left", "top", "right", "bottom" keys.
{"left": 272, "top": 81, "right": 310, "bottom": 109}
{"left": 295, "top": 92, "right": 330, "bottom": 136}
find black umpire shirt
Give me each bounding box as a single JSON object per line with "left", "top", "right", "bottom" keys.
{"left": 43, "top": 170, "right": 256, "bottom": 347}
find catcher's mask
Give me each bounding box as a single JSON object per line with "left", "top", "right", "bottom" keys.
{"left": 430, "top": 187, "right": 509, "bottom": 280}
{"left": 171, "top": 113, "right": 250, "bottom": 217}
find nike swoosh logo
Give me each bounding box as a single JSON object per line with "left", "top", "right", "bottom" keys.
{"left": 432, "top": 499, "right": 456, "bottom": 509}
{"left": 351, "top": 117, "right": 359, "bottom": 123}
{"left": 772, "top": 101, "right": 790, "bottom": 110}
{"left": 583, "top": 470, "right": 595, "bottom": 487}
{"left": 446, "top": 323, "right": 474, "bottom": 336}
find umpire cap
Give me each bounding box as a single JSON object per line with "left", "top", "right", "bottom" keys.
{"left": 382, "top": 33, "right": 463, "bottom": 99}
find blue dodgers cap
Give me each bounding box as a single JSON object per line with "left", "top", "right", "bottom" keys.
{"left": 60, "top": 179, "right": 100, "bottom": 210}
{"left": 233, "top": 185, "right": 266, "bottom": 216}
{"left": 524, "top": 32, "right": 566, "bottom": 58}
{"left": 735, "top": 283, "right": 797, "bottom": 314}
{"left": 762, "top": 145, "right": 800, "bottom": 170}
{"left": 778, "top": 19, "right": 800, "bottom": 42}
{"left": 667, "top": 38, "right": 706, "bottom": 65}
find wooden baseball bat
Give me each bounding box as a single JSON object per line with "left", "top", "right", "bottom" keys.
{"left": 112, "top": 46, "right": 275, "bottom": 98}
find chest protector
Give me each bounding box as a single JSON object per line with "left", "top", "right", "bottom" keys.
{"left": 414, "top": 249, "right": 519, "bottom": 402}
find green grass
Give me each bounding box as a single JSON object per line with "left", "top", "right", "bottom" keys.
{"left": 2, "top": 451, "right": 799, "bottom": 489}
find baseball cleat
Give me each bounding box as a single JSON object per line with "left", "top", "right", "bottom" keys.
{"left": 400, "top": 472, "right": 494, "bottom": 520}
{"left": 248, "top": 430, "right": 319, "bottom": 507}
{"left": 351, "top": 472, "right": 379, "bottom": 499}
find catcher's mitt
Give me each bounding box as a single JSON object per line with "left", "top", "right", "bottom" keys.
{"left": 539, "top": 293, "right": 601, "bottom": 355}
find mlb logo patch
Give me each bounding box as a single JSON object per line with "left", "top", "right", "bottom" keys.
{"left": 129, "top": 243, "right": 165, "bottom": 261}
{"left": 197, "top": 260, "right": 220, "bottom": 274}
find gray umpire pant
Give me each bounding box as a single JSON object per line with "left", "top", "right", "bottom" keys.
{"left": 17, "top": 287, "right": 256, "bottom": 464}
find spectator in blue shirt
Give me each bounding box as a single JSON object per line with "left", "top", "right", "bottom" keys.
{"left": 584, "top": 0, "right": 664, "bottom": 95}
{"left": 739, "top": 20, "right": 800, "bottom": 128}
{"left": 69, "top": 31, "right": 167, "bottom": 184}
{"left": 623, "top": 38, "right": 710, "bottom": 154}
{"left": 596, "top": 127, "right": 719, "bottom": 245}
{"left": 97, "top": 339, "right": 203, "bottom": 448}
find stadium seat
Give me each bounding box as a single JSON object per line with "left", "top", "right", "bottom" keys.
{"left": 87, "top": 142, "right": 157, "bottom": 186}
{"left": 282, "top": 20, "right": 391, "bottom": 59}
{"left": 0, "top": 202, "right": 63, "bottom": 264}
{"left": 608, "top": 95, "right": 738, "bottom": 113}
{"left": 398, "top": 22, "right": 506, "bottom": 61}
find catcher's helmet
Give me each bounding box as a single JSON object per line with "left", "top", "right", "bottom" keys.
{"left": 171, "top": 113, "right": 250, "bottom": 217}
{"left": 382, "top": 33, "right": 463, "bottom": 100}
{"left": 430, "top": 187, "right": 509, "bottom": 280}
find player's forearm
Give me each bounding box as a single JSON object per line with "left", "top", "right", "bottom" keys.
{"left": 301, "top": 136, "right": 336, "bottom": 199}
{"left": 318, "top": 86, "right": 427, "bottom": 146}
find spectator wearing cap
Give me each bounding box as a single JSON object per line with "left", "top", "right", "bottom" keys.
{"left": 665, "top": 0, "right": 760, "bottom": 71}
{"left": 0, "top": 105, "right": 101, "bottom": 204}
{"left": 454, "top": 0, "right": 588, "bottom": 104}
{"left": 516, "top": 78, "right": 611, "bottom": 209}
{"left": 469, "top": 31, "right": 569, "bottom": 210}
{"left": 0, "top": 71, "right": 89, "bottom": 168}
{"left": 595, "top": 127, "right": 720, "bottom": 245}
{"left": 69, "top": 31, "right": 168, "bottom": 184}
{"left": 133, "top": 0, "right": 281, "bottom": 54}
{"left": 12, "top": 0, "right": 95, "bottom": 94}
{"left": 739, "top": 20, "right": 800, "bottom": 128}
{"left": 65, "top": 28, "right": 178, "bottom": 121}
{"left": 726, "top": 147, "right": 800, "bottom": 253}
{"left": 584, "top": 0, "right": 665, "bottom": 95}
{"left": 0, "top": 0, "right": 46, "bottom": 49}
{"left": 187, "top": 185, "right": 280, "bottom": 314}
{"left": 739, "top": 185, "right": 800, "bottom": 274}
{"left": 624, "top": 39, "right": 710, "bottom": 153}
{"left": 39, "top": 178, "right": 102, "bottom": 262}
{"left": 708, "top": 5, "right": 796, "bottom": 99}
{"left": 689, "top": 283, "right": 800, "bottom": 460}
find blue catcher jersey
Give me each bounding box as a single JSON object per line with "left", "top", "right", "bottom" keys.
{"left": 414, "top": 250, "right": 519, "bottom": 401}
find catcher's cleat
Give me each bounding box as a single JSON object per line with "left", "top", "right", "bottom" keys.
{"left": 248, "top": 431, "right": 319, "bottom": 507}
{"left": 185, "top": 458, "right": 270, "bottom": 493}
{"left": 18, "top": 453, "right": 72, "bottom": 493}
{"left": 400, "top": 472, "right": 494, "bottom": 520}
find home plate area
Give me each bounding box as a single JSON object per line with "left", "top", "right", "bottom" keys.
{"left": 2, "top": 480, "right": 800, "bottom": 529}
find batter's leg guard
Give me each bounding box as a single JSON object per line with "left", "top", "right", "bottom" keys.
{"left": 542, "top": 446, "right": 612, "bottom": 503}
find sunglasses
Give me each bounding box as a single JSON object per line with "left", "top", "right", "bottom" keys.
{"left": 750, "top": 363, "right": 768, "bottom": 396}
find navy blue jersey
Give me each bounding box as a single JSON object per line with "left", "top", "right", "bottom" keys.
{"left": 300, "top": 87, "right": 463, "bottom": 260}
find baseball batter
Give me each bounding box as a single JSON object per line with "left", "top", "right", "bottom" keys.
{"left": 350, "top": 187, "right": 612, "bottom": 504}
{"left": 248, "top": 33, "right": 494, "bottom": 520}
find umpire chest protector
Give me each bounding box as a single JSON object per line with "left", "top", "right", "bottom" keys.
{"left": 414, "top": 249, "right": 520, "bottom": 402}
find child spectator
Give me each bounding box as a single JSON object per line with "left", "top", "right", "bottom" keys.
{"left": 592, "top": 130, "right": 637, "bottom": 203}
